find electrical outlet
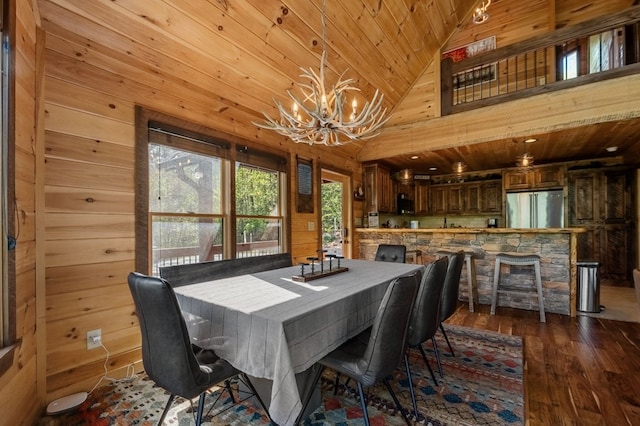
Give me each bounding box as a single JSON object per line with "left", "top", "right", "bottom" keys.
{"left": 87, "top": 329, "right": 102, "bottom": 350}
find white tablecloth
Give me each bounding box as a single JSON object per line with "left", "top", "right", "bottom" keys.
{"left": 174, "top": 259, "right": 424, "bottom": 425}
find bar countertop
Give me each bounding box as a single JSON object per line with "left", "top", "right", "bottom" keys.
{"left": 355, "top": 227, "right": 586, "bottom": 234}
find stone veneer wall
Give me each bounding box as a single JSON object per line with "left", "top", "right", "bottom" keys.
{"left": 358, "top": 230, "right": 572, "bottom": 315}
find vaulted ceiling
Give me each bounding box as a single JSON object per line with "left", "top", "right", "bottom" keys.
{"left": 37, "top": 0, "right": 640, "bottom": 175}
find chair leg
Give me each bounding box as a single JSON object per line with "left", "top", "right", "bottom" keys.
{"left": 440, "top": 324, "right": 455, "bottom": 357}
{"left": 535, "top": 261, "right": 546, "bottom": 323}
{"left": 382, "top": 379, "right": 412, "bottom": 426}
{"left": 355, "top": 382, "right": 371, "bottom": 426}
{"left": 403, "top": 353, "right": 419, "bottom": 420}
{"left": 333, "top": 372, "right": 341, "bottom": 395}
{"left": 158, "top": 394, "right": 175, "bottom": 425}
{"left": 195, "top": 392, "right": 206, "bottom": 426}
{"left": 224, "top": 379, "right": 236, "bottom": 404}
{"left": 491, "top": 258, "right": 501, "bottom": 315}
{"left": 431, "top": 336, "right": 444, "bottom": 378}
{"left": 417, "top": 345, "right": 438, "bottom": 386}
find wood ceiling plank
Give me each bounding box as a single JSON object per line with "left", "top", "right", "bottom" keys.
{"left": 246, "top": 0, "right": 399, "bottom": 105}
{"left": 40, "top": 0, "right": 284, "bottom": 114}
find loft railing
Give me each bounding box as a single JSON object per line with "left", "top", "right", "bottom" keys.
{"left": 441, "top": 6, "right": 640, "bottom": 115}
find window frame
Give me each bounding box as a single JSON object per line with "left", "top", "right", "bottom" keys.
{"left": 135, "top": 107, "right": 290, "bottom": 274}
{"left": 0, "top": 0, "right": 18, "bottom": 376}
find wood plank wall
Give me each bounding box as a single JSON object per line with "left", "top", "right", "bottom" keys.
{"left": 39, "top": 14, "right": 364, "bottom": 405}
{"left": 0, "top": 0, "right": 40, "bottom": 424}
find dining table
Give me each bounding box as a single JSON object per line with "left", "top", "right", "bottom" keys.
{"left": 173, "top": 258, "right": 425, "bottom": 425}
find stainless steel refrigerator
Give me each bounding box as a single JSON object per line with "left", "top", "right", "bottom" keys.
{"left": 506, "top": 190, "right": 564, "bottom": 228}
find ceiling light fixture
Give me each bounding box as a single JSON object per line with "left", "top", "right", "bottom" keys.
{"left": 395, "top": 168, "right": 414, "bottom": 185}
{"left": 516, "top": 152, "right": 534, "bottom": 168}
{"left": 452, "top": 161, "right": 467, "bottom": 175}
{"left": 472, "top": 0, "right": 491, "bottom": 25}
{"left": 254, "top": 0, "right": 390, "bottom": 146}
{"left": 606, "top": 146, "right": 618, "bottom": 152}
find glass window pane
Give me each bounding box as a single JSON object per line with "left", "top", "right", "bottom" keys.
{"left": 235, "top": 164, "right": 279, "bottom": 216}
{"left": 236, "top": 218, "right": 281, "bottom": 258}
{"left": 149, "top": 143, "right": 222, "bottom": 214}
{"left": 562, "top": 50, "right": 578, "bottom": 79}
{"left": 151, "top": 215, "right": 223, "bottom": 275}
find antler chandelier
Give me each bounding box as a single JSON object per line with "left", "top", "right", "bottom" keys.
{"left": 254, "top": 0, "right": 390, "bottom": 146}
{"left": 473, "top": 0, "right": 491, "bottom": 24}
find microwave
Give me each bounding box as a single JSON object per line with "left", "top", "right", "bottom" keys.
{"left": 397, "top": 193, "right": 414, "bottom": 215}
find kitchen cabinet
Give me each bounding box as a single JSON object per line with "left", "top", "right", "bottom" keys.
{"left": 363, "top": 163, "right": 395, "bottom": 213}
{"left": 414, "top": 181, "right": 429, "bottom": 215}
{"left": 430, "top": 180, "right": 503, "bottom": 215}
{"left": 430, "top": 184, "right": 461, "bottom": 214}
{"left": 482, "top": 181, "right": 502, "bottom": 213}
{"left": 431, "top": 185, "right": 447, "bottom": 215}
{"left": 568, "top": 167, "right": 635, "bottom": 283}
{"left": 504, "top": 165, "right": 565, "bottom": 190}
{"left": 463, "top": 183, "right": 482, "bottom": 213}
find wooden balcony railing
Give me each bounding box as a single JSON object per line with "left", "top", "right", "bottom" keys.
{"left": 441, "top": 6, "right": 640, "bottom": 115}
{"left": 151, "top": 240, "right": 280, "bottom": 274}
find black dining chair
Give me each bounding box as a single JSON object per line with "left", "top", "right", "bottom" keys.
{"left": 403, "top": 257, "right": 448, "bottom": 417}
{"left": 300, "top": 272, "right": 420, "bottom": 426}
{"left": 127, "top": 272, "right": 268, "bottom": 425}
{"left": 435, "top": 250, "right": 465, "bottom": 376}
{"left": 374, "top": 244, "right": 407, "bottom": 263}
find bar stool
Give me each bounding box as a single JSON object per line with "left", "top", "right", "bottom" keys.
{"left": 406, "top": 249, "right": 423, "bottom": 265}
{"left": 491, "top": 253, "right": 545, "bottom": 322}
{"left": 436, "top": 250, "right": 478, "bottom": 312}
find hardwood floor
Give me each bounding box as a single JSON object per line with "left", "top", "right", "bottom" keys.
{"left": 446, "top": 302, "right": 640, "bottom": 425}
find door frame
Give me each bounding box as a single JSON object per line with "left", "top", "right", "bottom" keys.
{"left": 319, "top": 167, "right": 353, "bottom": 259}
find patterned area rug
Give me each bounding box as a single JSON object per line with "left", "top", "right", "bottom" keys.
{"left": 37, "top": 324, "right": 523, "bottom": 425}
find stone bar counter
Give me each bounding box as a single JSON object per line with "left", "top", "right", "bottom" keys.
{"left": 356, "top": 227, "right": 586, "bottom": 317}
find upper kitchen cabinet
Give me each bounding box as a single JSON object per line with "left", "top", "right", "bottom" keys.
{"left": 414, "top": 180, "right": 429, "bottom": 215}
{"left": 363, "top": 163, "right": 395, "bottom": 213}
{"left": 482, "top": 181, "right": 503, "bottom": 213}
{"left": 429, "top": 180, "right": 502, "bottom": 215}
{"left": 503, "top": 165, "right": 565, "bottom": 191}
{"left": 430, "top": 183, "right": 462, "bottom": 214}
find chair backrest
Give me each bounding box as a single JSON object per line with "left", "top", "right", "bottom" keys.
{"left": 358, "top": 272, "right": 419, "bottom": 386}
{"left": 127, "top": 272, "right": 209, "bottom": 399}
{"left": 407, "top": 257, "right": 449, "bottom": 347}
{"left": 439, "top": 250, "right": 465, "bottom": 322}
{"left": 374, "top": 244, "right": 407, "bottom": 263}
{"left": 160, "top": 253, "right": 293, "bottom": 287}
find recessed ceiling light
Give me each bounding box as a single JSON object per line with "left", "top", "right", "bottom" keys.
{"left": 524, "top": 138, "right": 538, "bottom": 143}
{"left": 410, "top": 155, "right": 419, "bottom": 160}
{"left": 429, "top": 167, "right": 437, "bottom": 171}
{"left": 606, "top": 146, "right": 618, "bottom": 152}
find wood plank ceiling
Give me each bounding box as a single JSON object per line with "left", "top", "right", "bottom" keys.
{"left": 38, "top": 0, "right": 640, "bottom": 175}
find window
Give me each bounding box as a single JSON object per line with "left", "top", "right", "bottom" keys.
{"left": 149, "top": 142, "right": 225, "bottom": 274}
{"left": 136, "top": 110, "right": 288, "bottom": 275}
{"left": 235, "top": 164, "right": 283, "bottom": 258}
{"left": 561, "top": 49, "right": 578, "bottom": 80}
{"left": 588, "top": 28, "right": 624, "bottom": 73}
